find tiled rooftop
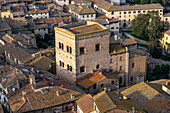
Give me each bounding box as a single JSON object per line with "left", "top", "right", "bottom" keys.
{"left": 69, "top": 24, "right": 103, "bottom": 34}
{"left": 76, "top": 94, "right": 95, "bottom": 113}
{"left": 29, "top": 56, "right": 55, "bottom": 70}
{"left": 0, "top": 67, "right": 27, "bottom": 88}
{"left": 57, "top": 21, "right": 108, "bottom": 36}
{"left": 0, "top": 22, "right": 11, "bottom": 31}
{"left": 108, "top": 4, "right": 164, "bottom": 11}
{"left": 93, "top": 91, "right": 116, "bottom": 113}
{"left": 122, "top": 38, "right": 137, "bottom": 46}
{"left": 2, "top": 44, "right": 33, "bottom": 63}
{"left": 72, "top": 6, "right": 96, "bottom": 15}
{"left": 121, "top": 82, "right": 169, "bottom": 112}
{"left": 75, "top": 71, "right": 106, "bottom": 89}
{"left": 110, "top": 43, "right": 126, "bottom": 55}
{"left": 7, "top": 86, "right": 85, "bottom": 112}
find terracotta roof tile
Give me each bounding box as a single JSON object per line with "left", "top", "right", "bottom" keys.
{"left": 75, "top": 71, "right": 106, "bottom": 89}
{"left": 7, "top": 86, "right": 85, "bottom": 112}
{"left": 93, "top": 91, "right": 116, "bottom": 113}
{"left": 29, "top": 56, "right": 55, "bottom": 70}
{"left": 108, "top": 3, "right": 164, "bottom": 12}
{"left": 2, "top": 44, "right": 33, "bottom": 63}
{"left": 76, "top": 94, "right": 95, "bottom": 113}
{"left": 121, "top": 82, "right": 169, "bottom": 112}
{"left": 72, "top": 6, "right": 96, "bottom": 15}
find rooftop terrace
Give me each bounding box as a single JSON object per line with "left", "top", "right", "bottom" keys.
{"left": 69, "top": 24, "right": 103, "bottom": 34}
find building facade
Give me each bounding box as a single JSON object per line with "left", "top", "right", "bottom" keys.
{"left": 25, "top": 10, "right": 49, "bottom": 20}
{"left": 109, "top": 44, "right": 147, "bottom": 86}
{"left": 159, "top": 29, "right": 170, "bottom": 52}
{"left": 94, "top": 1, "right": 164, "bottom": 27}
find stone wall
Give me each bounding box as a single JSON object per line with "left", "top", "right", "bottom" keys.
{"left": 125, "top": 33, "right": 150, "bottom": 45}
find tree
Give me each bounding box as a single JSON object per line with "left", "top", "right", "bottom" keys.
{"left": 131, "top": 11, "right": 165, "bottom": 41}
{"left": 152, "top": 64, "right": 170, "bottom": 79}
{"left": 149, "top": 44, "right": 162, "bottom": 59}
{"left": 153, "top": 64, "right": 162, "bottom": 78}
{"left": 161, "top": 64, "right": 170, "bottom": 78}
{"left": 131, "top": 13, "right": 150, "bottom": 40}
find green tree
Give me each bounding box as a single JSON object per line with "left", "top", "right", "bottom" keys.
{"left": 153, "top": 64, "right": 162, "bottom": 78}
{"left": 149, "top": 44, "right": 162, "bottom": 58}
{"left": 131, "top": 13, "right": 150, "bottom": 40}
{"left": 161, "top": 64, "right": 170, "bottom": 78}
{"left": 131, "top": 11, "right": 165, "bottom": 41}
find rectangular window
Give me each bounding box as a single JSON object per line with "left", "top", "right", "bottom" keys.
{"left": 120, "top": 66, "right": 122, "bottom": 70}
{"left": 93, "top": 84, "right": 96, "bottom": 89}
{"left": 111, "top": 81, "right": 114, "bottom": 84}
{"left": 59, "top": 42, "right": 61, "bottom": 49}
{"left": 80, "top": 47, "right": 84, "bottom": 55}
{"left": 101, "top": 84, "right": 104, "bottom": 87}
{"left": 124, "top": 12, "right": 126, "bottom": 14}
{"left": 120, "top": 56, "right": 122, "bottom": 61}
{"left": 91, "top": 14, "right": 93, "bottom": 17}
{"left": 128, "top": 11, "right": 131, "bottom": 14}
{"left": 67, "top": 46, "right": 69, "bottom": 52}
{"left": 133, "top": 11, "right": 136, "bottom": 13}
{"left": 80, "top": 66, "right": 85, "bottom": 73}
{"left": 132, "top": 63, "right": 134, "bottom": 68}
{"left": 131, "top": 76, "right": 133, "bottom": 81}
{"left": 112, "top": 11, "right": 114, "bottom": 15}
{"left": 138, "top": 11, "right": 141, "bottom": 13}
{"left": 110, "top": 59, "right": 112, "bottom": 63}
{"left": 95, "top": 44, "right": 100, "bottom": 51}
{"left": 119, "top": 77, "right": 122, "bottom": 83}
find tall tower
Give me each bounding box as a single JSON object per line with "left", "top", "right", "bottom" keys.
{"left": 55, "top": 21, "right": 110, "bottom": 82}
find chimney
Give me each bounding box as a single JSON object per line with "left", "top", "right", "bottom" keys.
{"left": 125, "top": 47, "right": 128, "bottom": 52}
{"left": 40, "top": 50, "right": 42, "bottom": 58}
{"left": 166, "top": 80, "right": 169, "bottom": 85}
{"left": 56, "top": 91, "right": 59, "bottom": 96}
{"left": 104, "top": 87, "right": 107, "bottom": 91}
{"left": 111, "top": 2, "right": 114, "bottom": 6}
{"left": 132, "top": 107, "right": 135, "bottom": 113}
{"left": 70, "top": 94, "right": 75, "bottom": 99}
{"left": 22, "top": 91, "right": 26, "bottom": 100}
